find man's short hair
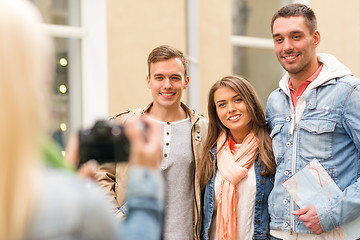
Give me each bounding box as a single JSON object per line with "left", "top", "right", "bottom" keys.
{"left": 147, "top": 45, "right": 188, "bottom": 76}
{"left": 271, "top": 3, "right": 317, "bottom": 34}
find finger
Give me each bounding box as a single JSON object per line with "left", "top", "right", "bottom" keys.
{"left": 298, "top": 214, "right": 306, "bottom": 222}
{"left": 65, "top": 134, "right": 80, "bottom": 167}
{"left": 141, "top": 117, "right": 161, "bottom": 151}
{"left": 292, "top": 206, "right": 309, "bottom": 216}
{"left": 78, "top": 159, "right": 99, "bottom": 179}
{"left": 125, "top": 119, "right": 144, "bottom": 147}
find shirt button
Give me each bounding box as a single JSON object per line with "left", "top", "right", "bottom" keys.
{"left": 259, "top": 179, "right": 264, "bottom": 184}
{"left": 286, "top": 142, "right": 291, "bottom": 147}
{"left": 283, "top": 222, "right": 289, "bottom": 228}
{"left": 164, "top": 153, "right": 168, "bottom": 158}
{"left": 167, "top": 122, "right": 170, "bottom": 125}
{"left": 166, "top": 132, "right": 170, "bottom": 135}
{"left": 283, "top": 199, "right": 288, "bottom": 204}
{"left": 166, "top": 142, "right": 169, "bottom": 146}
{"left": 285, "top": 117, "right": 291, "bottom": 122}
{"left": 257, "top": 199, "right": 262, "bottom": 204}
{"left": 284, "top": 170, "right": 290, "bottom": 176}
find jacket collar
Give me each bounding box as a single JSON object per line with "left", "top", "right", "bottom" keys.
{"left": 279, "top": 53, "right": 353, "bottom": 97}
{"left": 278, "top": 53, "right": 353, "bottom": 124}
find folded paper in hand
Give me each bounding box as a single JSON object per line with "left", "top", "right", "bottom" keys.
{"left": 282, "top": 159, "right": 360, "bottom": 240}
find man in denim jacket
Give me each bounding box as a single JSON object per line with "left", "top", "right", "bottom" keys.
{"left": 266, "top": 3, "right": 360, "bottom": 240}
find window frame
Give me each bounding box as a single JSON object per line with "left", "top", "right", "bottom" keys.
{"left": 40, "top": 0, "right": 108, "bottom": 133}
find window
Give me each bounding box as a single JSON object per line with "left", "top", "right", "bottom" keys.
{"left": 30, "top": 0, "right": 108, "bottom": 149}
{"left": 231, "top": 0, "right": 290, "bottom": 107}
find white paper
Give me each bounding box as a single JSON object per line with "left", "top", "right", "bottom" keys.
{"left": 282, "top": 159, "right": 360, "bottom": 240}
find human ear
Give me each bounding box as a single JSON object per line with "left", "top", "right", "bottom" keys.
{"left": 313, "top": 30, "right": 320, "bottom": 48}
{"left": 183, "top": 76, "right": 189, "bottom": 89}
{"left": 146, "top": 76, "right": 151, "bottom": 89}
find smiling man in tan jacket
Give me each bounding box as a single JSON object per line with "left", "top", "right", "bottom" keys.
{"left": 95, "top": 45, "right": 208, "bottom": 240}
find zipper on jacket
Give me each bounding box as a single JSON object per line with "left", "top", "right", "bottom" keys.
{"left": 290, "top": 112, "right": 295, "bottom": 135}
{"left": 282, "top": 89, "right": 298, "bottom": 234}
{"left": 284, "top": 93, "right": 296, "bottom": 234}
{"left": 290, "top": 111, "right": 297, "bottom": 234}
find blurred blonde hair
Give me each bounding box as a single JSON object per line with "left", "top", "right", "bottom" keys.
{"left": 0, "top": 0, "right": 52, "bottom": 239}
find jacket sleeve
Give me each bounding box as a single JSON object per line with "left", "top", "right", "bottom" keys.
{"left": 80, "top": 180, "right": 121, "bottom": 240}
{"left": 95, "top": 162, "right": 119, "bottom": 209}
{"left": 120, "top": 166, "right": 165, "bottom": 240}
{"left": 315, "top": 83, "right": 360, "bottom": 232}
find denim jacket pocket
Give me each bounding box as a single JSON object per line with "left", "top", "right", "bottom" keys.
{"left": 270, "top": 122, "right": 285, "bottom": 165}
{"left": 298, "top": 119, "right": 336, "bottom": 161}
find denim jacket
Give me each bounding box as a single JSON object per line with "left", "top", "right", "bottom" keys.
{"left": 266, "top": 53, "right": 360, "bottom": 234}
{"left": 121, "top": 167, "right": 165, "bottom": 240}
{"left": 26, "top": 167, "right": 120, "bottom": 240}
{"left": 201, "top": 146, "right": 274, "bottom": 240}
{"left": 26, "top": 166, "right": 164, "bottom": 240}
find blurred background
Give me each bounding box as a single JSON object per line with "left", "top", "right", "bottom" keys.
{"left": 30, "top": 0, "right": 360, "bottom": 149}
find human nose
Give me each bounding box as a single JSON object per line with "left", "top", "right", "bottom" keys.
{"left": 228, "top": 102, "right": 236, "bottom": 113}
{"left": 163, "top": 78, "right": 172, "bottom": 89}
{"left": 283, "top": 38, "right": 293, "bottom": 52}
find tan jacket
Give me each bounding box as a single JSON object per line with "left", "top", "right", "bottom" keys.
{"left": 95, "top": 102, "right": 208, "bottom": 240}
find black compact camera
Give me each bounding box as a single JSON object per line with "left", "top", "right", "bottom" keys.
{"left": 78, "top": 120, "right": 130, "bottom": 166}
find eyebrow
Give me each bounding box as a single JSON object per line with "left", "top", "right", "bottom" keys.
{"left": 272, "top": 33, "right": 281, "bottom": 38}
{"left": 215, "top": 99, "right": 225, "bottom": 104}
{"left": 153, "top": 74, "right": 164, "bottom": 77}
{"left": 215, "top": 94, "right": 240, "bottom": 104}
{"left": 290, "top": 30, "right": 304, "bottom": 35}
{"left": 170, "top": 74, "right": 182, "bottom": 77}
{"left": 273, "top": 30, "right": 304, "bottom": 38}
{"left": 232, "top": 94, "right": 241, "bottom": 99}
{"left": 153, "top": 73, "right": 182, "bottom": 77}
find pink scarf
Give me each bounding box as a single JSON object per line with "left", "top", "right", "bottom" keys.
{"left": 216, "top": 131, "right": 259, "bottom": 240}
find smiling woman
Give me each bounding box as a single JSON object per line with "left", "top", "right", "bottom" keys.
{"left": 198, "top": 75, "right": 276, "bottom": 240}
{"left": 213, "top": 86, "right": 252, "bottom": 144}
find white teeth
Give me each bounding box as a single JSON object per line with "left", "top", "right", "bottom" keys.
{"left": 161, "top": 93, "right": 174, "bottom": 96}
{"left": 229, "top": 115, "right": 240, "bottom": 120}
{"left": 285, "top": 56, "right": 296, "bottom": 60}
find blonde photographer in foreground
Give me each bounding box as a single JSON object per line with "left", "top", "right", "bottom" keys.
{"left": 0, "top": 1, "right": 164, "bottom": 239}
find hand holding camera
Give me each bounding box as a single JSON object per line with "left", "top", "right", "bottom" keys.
{"left": 66, "top": 117, "right": 162, "bottom": 176}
